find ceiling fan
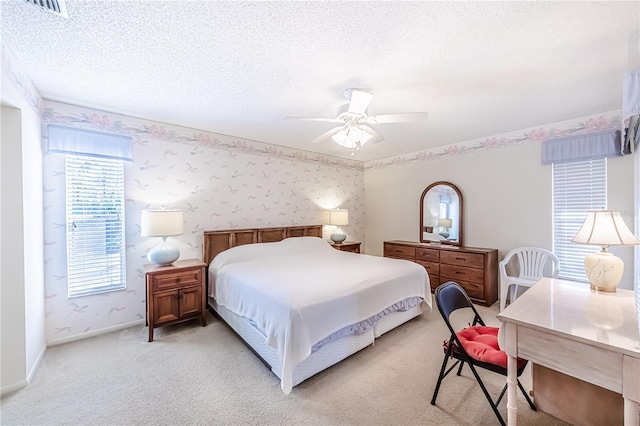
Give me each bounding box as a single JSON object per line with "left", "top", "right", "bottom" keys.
{"left": 284, "top": 88, "right": 428, "bottom": 152}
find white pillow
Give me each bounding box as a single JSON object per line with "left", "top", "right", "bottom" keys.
{"left": 211, "top": 236, "right": 330, "bottom": 270}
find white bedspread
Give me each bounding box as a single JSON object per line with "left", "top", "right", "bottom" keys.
{"left": 209, "top": 237, "right": 431, "bottom": 393}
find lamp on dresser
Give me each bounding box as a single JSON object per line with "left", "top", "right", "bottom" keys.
{"left": 438, "top": 218, "right": 452, "bottom": 239}
{"left": 324, "top": 208, "right": 349, "bottom": 244}
{"left": 571, "top": 209, "right": 640, "bottom": 292}
{"left": 141, "top": 209, "right": 184, "bottom": 266}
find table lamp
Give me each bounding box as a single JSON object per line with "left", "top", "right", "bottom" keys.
{"left": 572, "top": 210, "right": 640, "bottom": 292}
{"left": 438, "top": 218, "right": 452, "bottom": 239}
{"left": 141, "top": 209, "right": 184, "bottom": 265}
{"left": 325, "top": 209, "right": 349, "bottom": 244}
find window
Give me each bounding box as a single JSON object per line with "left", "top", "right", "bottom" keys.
{"left": 66, "top": 155, "right": 126, "bottom": 297}
{"left": 552, "top": 158, "right": 606, "bottom": 282}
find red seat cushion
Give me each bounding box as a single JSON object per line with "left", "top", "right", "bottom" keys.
{"left": 455, "top": 326, "right": 527, "bottom": 370}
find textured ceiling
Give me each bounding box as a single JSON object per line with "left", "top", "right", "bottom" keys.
{"left": 1, "top": 1, "right": 639, "bottom": 161}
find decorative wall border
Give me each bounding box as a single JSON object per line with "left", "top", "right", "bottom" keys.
{"left": 1, "top": 37, "right": 42, "bottom": 114}
{"left": 364, "top": 111, "right": 622, "bottom": 170}
{"left": 41, "top": 101, "right": 364, "bottom": 171}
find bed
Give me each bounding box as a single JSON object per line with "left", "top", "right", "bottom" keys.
{"left": 203, "top": 225, "right": 431, "bottom": 393}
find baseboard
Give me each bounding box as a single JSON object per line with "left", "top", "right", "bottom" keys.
{"left": 1, "top": 322, "right": 144, "bottom": 395}
{"left": 1, "top": 343, "right": 46, "bottom": 396}
{"left": 47, "top": 319, "right": 145, "bottom": 346}
{"left": 27, "top": 342, "right": 47, "bottom": 384}
{"left": 1, "top": 379, "right": 28, "bottom": 396}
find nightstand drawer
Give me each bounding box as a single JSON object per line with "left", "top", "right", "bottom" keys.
{"left": 152, "top": 269, "right": 202, "bottom": 292}
{"left": 332, "top": 241, "right": 361, "bottom": 253}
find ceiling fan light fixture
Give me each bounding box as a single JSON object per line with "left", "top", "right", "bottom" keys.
{"left": 347, "top": 126, "right": 363, "bottom": 142}
{"left": 331, "top": 126, "right": 372, "bottom": 149}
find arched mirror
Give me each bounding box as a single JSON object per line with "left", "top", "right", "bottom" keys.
{"left": 420, "top": 181, "right": 463, "bottom": 246}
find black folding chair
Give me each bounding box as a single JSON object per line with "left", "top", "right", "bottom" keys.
{"left": 430, "top": 281, "right": 536, "bottom": 426}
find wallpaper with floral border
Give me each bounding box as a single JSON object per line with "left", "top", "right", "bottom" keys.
{"left": 39, "top": 102, "right": 625, "bottom": 342}
{"left": 1, "top": 37, "right": 42, "bottom": 114}
{"left": 364, "top": 111, "right": 622, "bottom": 170}
{"left": 42, "top": 100, "right": 365, "bottom": 343}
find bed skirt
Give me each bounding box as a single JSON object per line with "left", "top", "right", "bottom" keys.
{"left": 208, "top": 297, "right": 423, "bottom": 389}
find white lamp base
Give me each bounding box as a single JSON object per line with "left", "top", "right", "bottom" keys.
{"left": 585, "top": 250, "right": 623, "bottom": 293}
{"left": 330, "top": 229, "right": 347, "bottom": 244}
{"left": 147, "top": 237, "right": 180, "bottom": 266}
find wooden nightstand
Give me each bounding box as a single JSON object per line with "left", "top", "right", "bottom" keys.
{"left": 144, "top": 259, "right": 207, "bottom": 342}
{"left": 330, "top": 241, "right": 361, "bottom": 253}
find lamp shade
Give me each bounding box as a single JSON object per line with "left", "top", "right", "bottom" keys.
{"left": 141, "top": 210, "right": 184, "bottom": 237}
{"left": 571, "top": 210, "right": 640, "bottom": 246}
{"left": 438, "top": 218, "right": 453, "bottom": 228}
{"left": 326, "top": 209, "right": 349, "bottom": 226}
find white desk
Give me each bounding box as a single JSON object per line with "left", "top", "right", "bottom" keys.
{"left": 497, "top": 278, "right": 640, "bottom": 426}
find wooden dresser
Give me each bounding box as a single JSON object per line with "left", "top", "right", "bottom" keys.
{"left": 383, "top": 240, "right": 498, "bottom": 306}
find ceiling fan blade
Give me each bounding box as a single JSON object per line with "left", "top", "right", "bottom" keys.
{"left": 309, "top": 126, "right": 345, "bottom": 144}
{"left": 366, "top": 112, "right": 428, "bottom": 124}
{"left": 283, "top": 116, "right": 340, "bottom": 123}
{"left": 361, "top": 125, "right": 385, "bottom": 144}
{"left": 348, "top": 89, "right": 373, "bottom": 114}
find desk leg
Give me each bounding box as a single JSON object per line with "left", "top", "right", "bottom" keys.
{"left": 623, "top": 356, "right": 640, "bottom": 426}
{"left": 504, "top": 323, "right": 518, "bottom": 426}
{"left": 623, "top": 399, "right": 639, "bottom": 426}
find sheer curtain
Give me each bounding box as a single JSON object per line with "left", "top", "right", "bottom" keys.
{"left": 635, "top": 136, "right": 640, "bottom": 334}
{"left": 627, "top": 69, "right": 640, "bottom": 332}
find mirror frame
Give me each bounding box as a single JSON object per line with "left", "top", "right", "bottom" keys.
{"left": 419, "top": 181, "right": 464, "bottom": 246}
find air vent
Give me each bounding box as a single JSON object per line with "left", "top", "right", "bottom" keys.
{"left": 24, "top": 0, "right": 68, "bottom": 18}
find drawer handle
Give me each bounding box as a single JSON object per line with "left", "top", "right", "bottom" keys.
{"left": 455, "top": 257, "right": 466, "bottom": 261}
{"left": 455, "top": 271, "right": 465, "bottom": 275}
{"left": 176, "top": 278, "right": 181, "bottom": 283}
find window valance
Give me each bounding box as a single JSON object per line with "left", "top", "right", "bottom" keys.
{"left": 541, "top": 130, "right": 619, "bottom": 165}
{"left": 47, "top": 124, "right": 133, "bottom": 161}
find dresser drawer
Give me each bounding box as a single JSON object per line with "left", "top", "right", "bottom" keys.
{"left": 416, "top": 259, "right": 440, "bottom": 276}
{"left": 152, "top": 269, "right": 202, "bottom": 292}
{"left": 416, "top": 248, "right": 440, "bottom": 262}
{"left": 441, "top": 251, "right": 484, "bottom": 269}
{"left": 384, "top": 243, "right": 415, "bottom": 259}
{"left": 440, "top": 264, "right": 485, "bottom": 284}
{"left": 440, "top": 277, "right": 484, "bottom": 300}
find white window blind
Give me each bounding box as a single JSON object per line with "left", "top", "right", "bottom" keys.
{"left": 66, "top": 155, "right": 126, "bottom": 297}
{"left": 552, "top": 158, "right": 607, "bottom": 282}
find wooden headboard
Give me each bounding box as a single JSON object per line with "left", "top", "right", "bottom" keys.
{"left": 202, "top": 225, "right": 323, "bottom": 265}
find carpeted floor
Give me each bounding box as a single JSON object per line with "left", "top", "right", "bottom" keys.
{"left": 1, "top": 301, "right": 568, "bottom": 425}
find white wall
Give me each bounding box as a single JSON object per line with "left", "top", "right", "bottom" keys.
{"left": 364, "top": 112, "right": 636, "bottom": 291}
{"left": 1, "top": 46, "right": 47, "bottom": 394}
{"left": 1, "top": 99, "right": 46, "bottom": 394}
{"left": 21, "top": 100, "right": 46, "bottom": 382}
{"left": 1, "top": 105, "right": 28, "bottom": 392}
